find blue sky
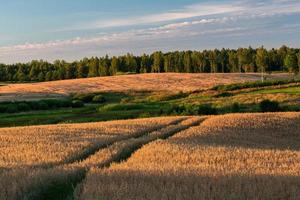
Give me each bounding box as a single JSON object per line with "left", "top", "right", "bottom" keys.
{"left": 1, "top": 0, "right": 300, "bottom": 63}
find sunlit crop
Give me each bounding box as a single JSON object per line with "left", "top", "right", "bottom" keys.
{"left": 78, "top": 113, "right": 300, "bottom": 200}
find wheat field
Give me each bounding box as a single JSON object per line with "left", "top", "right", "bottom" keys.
{"left": 0, "top": 113, "right": 300, "bottom": 199}
{"left": 0, "top": 116, "right": 189, "bottom": 199}
{"left": 77, "top": 113, "right": 300, "bottom": 200}
{"left": 0, "top": 117, "right": 182, "bottom": 169}
{"left": 0, "top": 73, "right": 292, "bottom": 101}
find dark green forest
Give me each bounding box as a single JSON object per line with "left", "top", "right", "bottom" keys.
{"left": 1, "top": 45, "right": 300, "bottom": 82}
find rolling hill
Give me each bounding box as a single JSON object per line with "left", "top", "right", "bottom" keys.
{"left": 0, "top": 73, "right": 292, "bottom": 102}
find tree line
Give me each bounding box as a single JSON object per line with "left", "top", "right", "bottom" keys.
{"left": 0, "top": 45, "right": 300, "bottom": 82}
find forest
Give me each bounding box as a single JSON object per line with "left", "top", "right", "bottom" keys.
{"left": 0, "top": 45, "right": 300, "bottom": 82}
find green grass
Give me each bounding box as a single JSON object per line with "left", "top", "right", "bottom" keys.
{"left": 213, "top": 79, "right": 300, "bottom": 91}
{"left": 1, "top": 82, "right": 300, "bottom": 128}
{"left": 249, "top": 86, "right": 300, "bottom": 94}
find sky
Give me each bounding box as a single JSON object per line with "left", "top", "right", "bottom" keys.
{"left": 0, "top": 0, "right": 300, "bottom": 63}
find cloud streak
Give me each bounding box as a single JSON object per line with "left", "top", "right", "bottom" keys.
{"left": 1, "top": 0, "right": 300, "bottom": 63}
{"left": 60, "top": 0, "right": 300, "bottom": 31}
{"left": 64, "top": 3, "right": 243, "bottom": 31}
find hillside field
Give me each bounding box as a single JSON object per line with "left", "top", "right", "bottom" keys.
{"left": 0, "top": 73, "right": 293, "bottom": 102}
{"left": 0, "top": 113, "right": 300, "bottom": 199}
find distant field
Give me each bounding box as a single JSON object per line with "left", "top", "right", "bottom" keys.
{"left": 0, "top": 73, "right": 293, "bottom": 102}
{"left": 1, "top": 113, "right": 299, "bottom": 199}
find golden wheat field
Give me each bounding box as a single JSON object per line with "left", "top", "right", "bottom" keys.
{"left": 76, "top": 113, "right": 300, "bottom": 200}
{"left": 0, "top": 117, "right": 182, "bottom": 169}
{"left": 0, "top": 116, "right": 190, "bottom": 199}
{"left": 0, "top": 73, "right": 292, "bottom": 101}
{"left": 0, "top": 113, "right": 300, "bottom": 199}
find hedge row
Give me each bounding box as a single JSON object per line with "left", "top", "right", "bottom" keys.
{"left": 0, "top": 99, "right": 84, "bottom": 113}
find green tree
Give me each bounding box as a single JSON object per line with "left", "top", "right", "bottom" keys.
{"left": 256, "top": 46, "right": 269, "bottom": 82}
{"left": 278, "top": 45, "right": 288, "bottom": 70}
{"left": 297, "top": 53, "right": 300, "bottom": 74}
{"left": 208, "top": 50, "right": 220, "bottom": 73}
{"left": 77, "top": 64, "right": 89, "bottom": 78}
{"left": 140, "top": 54, "right": 151, "bottom": 73}
{"left": 65, "top": 63, "right": 77, "bottom": 79}
{"left": 152, "top": 51, "right": 164, "bottom": 72}
{"left": 88, "top": 57, "right": 99, "bottom": 77}
{"left": 29, "top": 60, "right": 40, "bottom": 81}
{"left": 237, "top": 47, "right": 253, "bottom": 72}
{"left": 99, "top": 55, "right": 110, "bottom": 76}
{"left": 228, "top": 51, "right": 239, "bottom": 72}
{"left": 220, "top": 48, "right": 229, "bottom": 73}
{"left": 110, "top": 56, "right": 119, "bottom": 75}
{"left": 37, "top": 72, "right": 45, "bottom": 82}
{"left": 284, "top": 49, "right": 299, "bottom": 77}
{"left": 125, "top": 53, "right": 137, "bottom": 72}
{"left": 45, "top": 71, "right": 53, "bottom": 81}
{"left": 183, "top": 51, "right": 192, "bottom": 73}
{"left": 16, "top": 64, "right": 29, "bottom": 82}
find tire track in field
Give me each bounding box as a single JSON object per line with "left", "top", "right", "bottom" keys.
{"left": 28, "top": 117, "right": 187, "bottom": 169}
{"left": 26, "top": 117, "right": 189, "bottom": 200}
{"left": 73, "top": 117, "right": 207, "bottom": 200}
{"left": 62, "top": 117, "right": 188, "bottom": 165}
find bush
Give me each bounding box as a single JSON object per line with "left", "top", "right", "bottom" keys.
{"left": 5, "top": 104, "right": 18, "bottom": 113}
{"left": 231, "top": 103, "right": 240, "bottom": 112}
{"left": 73, "top": 93, "right": 96, "bottom": 103}
{"left": 259, "top": 100, "right": 280, "bottom": 112}
{"left": 56, "top": 99, "right": 73, "bottom": 107}
{"left": 39, "top": 99, "right": 71, "bottom": 109}
{"left": 196, "top": 104, "right": 217, "bottom": 115}
{"left": 92, "top": 95, "right": 106, "bottom": 103}
{"left": 40, "top": 100, "right": 58, "bottom": 108}
{"left": 17, "top": 103, "right": 31, "bottom": 112}
{"left": 99, "top": 104, "right": 146, "bottom": 112}
{"left": 0, "top": 105, "right": 7, "bottom": 112}
{"left": 72, "top": 100, "right": 84, "bottom": 108}
{"left": 35, "top": 101, "right": 49, "bottom": 110}
{"left": 0, "top": 98, "right": 77, "bottom": 113}
{"left": 214, "top": 92, "right": 233, "bottom": 98}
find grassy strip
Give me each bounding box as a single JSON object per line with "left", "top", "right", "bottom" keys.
{"left": 212, "top": 79, "right": 300, "bottom": 91}
{"left": 249, "top": 86, "right": 300, "bottom": 94}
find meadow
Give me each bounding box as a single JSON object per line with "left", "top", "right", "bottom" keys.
{"left": 0, "top": 113, "right": 299, "bottom": 199}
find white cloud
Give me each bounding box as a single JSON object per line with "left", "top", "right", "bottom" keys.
{"left": 66, "top": 3, "right": 244, "bottom": 30}
{"left": 60, "top": 0, "right": 300, "bottom": 32}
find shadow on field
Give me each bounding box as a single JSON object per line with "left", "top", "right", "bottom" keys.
{"left": 168, "top": 115, "right": 300, "bottom": 151}
{"left": 78, "top": 169, "right": 300, "bottom": 199}
{"left": 169, "top": 129, "right": 300, "bottom": 151}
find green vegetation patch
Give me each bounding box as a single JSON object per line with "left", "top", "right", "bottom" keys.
{"left": 213, "top": 79, "right": 300, "bottom": 91}
{"left": 250, "top": 86, "right": 300, "bottom": 94}
{"left": 1, "top": 83, "right": 300, "bottom": 128}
